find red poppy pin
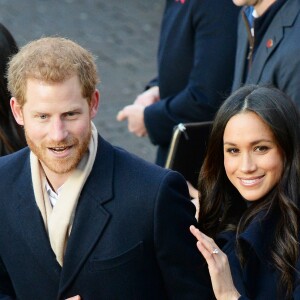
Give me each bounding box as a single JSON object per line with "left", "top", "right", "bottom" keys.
{"left": 175, "top": 0, "right": 186, "bottom": 3}
{"left": 266, "top": 39, "right": 274, "bottom": 49}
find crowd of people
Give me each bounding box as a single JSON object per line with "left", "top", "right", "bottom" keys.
{"left": 0, "top": 0, "right": 300, "bottom": 299}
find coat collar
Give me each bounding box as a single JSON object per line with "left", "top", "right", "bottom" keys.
{"left": 217, "top": 209, "right": 278, "bottom": 265}
{"left": 238, "top": 209, "right": 278, "bottom": 265}
{"left": 14, "top": 151, "right": 61, "bottom": 283}
{"left": 59, "top": 136, "right": 114, "bottom": 293}
{"left": 14, "top": 136, "right": 115, "bottom": 293}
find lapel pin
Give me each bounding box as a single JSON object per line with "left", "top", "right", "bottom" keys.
{"left": 266, "top": 39, "right": 274, "bottom": 49}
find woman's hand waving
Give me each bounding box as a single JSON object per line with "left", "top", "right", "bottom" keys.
{"left": 190, "top": 225, "right": 240, "bottom": 300}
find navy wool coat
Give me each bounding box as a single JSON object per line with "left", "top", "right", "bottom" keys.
{"left": 218, "top": 211, "right": 300, "bottom": 299}
{"left": 0, "top": 136, "right": 213, "bottom": 300}
{"left": 144, "top": 0, "right": 240, "bottom": 166}
{"left": 232, "top": 0, "right": 300, "bottom": 108}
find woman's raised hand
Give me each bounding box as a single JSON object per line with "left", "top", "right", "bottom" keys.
{"left": 190, "top": 225, "right": 240, "bottom": 300}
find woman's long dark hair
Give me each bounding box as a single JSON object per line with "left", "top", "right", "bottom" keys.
{"left": 0, "top": 23, "right": 26, "bottom": 155}
{"left": 198, "top": 85, "right": 300, "bottom": 298}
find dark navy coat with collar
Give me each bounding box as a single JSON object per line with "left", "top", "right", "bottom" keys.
{"left": 232, "top": 0, "right": 300, "bottom": 109}
{"left": 144, "top": 0, "right": 240, "bottom": 166}
{"left": 218, "top": 211, "right": 300, "bottom": 299}
{"left": 0, "top": 136, "right": 213, "bottom": 300}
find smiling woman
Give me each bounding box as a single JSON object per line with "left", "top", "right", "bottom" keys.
{"left": 191, "top": 85, "right": 300, "bottom": 299}
{"left": 223, "top": 111, "right": 284, "bottom": 202}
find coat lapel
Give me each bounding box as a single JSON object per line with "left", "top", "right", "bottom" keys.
{"left": 232, "top": 13, "right": 248, "bottom": 92}
{"left": 247, "top": 25, "right": 283, "bottom": 84}
{"left": 59, "top": 136, "right": 114, "bottom": 293}
{"left": 15, "top": 152, "right": 61, "bottom": 282}
{"left": 238, "top": 209, "right": 278, "bottom": 265}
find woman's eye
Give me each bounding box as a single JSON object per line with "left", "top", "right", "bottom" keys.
{"left": 39, "top": 114, "right": 47, "bottom": 120}
{"left": 226, "top": 148, "right": 239, "bottom": 154}
{"left": 254, "top": 145, "right": 269, "bottom": 152}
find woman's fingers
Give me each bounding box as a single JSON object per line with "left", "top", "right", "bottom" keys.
{"left": 190, "top": 226, "right": 221, "bottom": 266}
{"left": 190, "top": 225, "right": 202, "bottom": 240}
{"left": 190, "top": 225, "right": 240, "bottom": 300}
{"left": 190, "top": 226, "right": 219, "bottom": 254}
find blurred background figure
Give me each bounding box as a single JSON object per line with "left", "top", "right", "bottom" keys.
{"left": 232, "top": 0, "right": 300, "bottom": 107}
{"left": 0, "top": 23, "right": 26, "bottom": 155}
{"left": 117, "top": 0, "right": 240, "bottom": 166}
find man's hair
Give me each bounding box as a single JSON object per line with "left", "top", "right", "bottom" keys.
{"left": 7, "top": 36, "right": 99, "bottom": 107}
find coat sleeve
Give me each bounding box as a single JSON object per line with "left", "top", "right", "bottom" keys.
{"left": 0, "top": 257, "right": 16, "bottom": 299}
{"left": 153, "top": 170, "right": 213, "bottom": 299}
{"left": 144, "top": 0, "right": 239, "bottom": 146}
{"left": 145, "top": 77, "right": 159, "bottom": 90}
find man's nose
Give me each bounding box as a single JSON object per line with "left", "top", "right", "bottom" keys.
{"left": 49, "top": 118, "right": 68, "bottom": 142}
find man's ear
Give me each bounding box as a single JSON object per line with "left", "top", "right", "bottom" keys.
{"left": 90, "top": 89, "right": 100, "bottom": 119}
{"left": 10, "top": 97, "right": 24, "bottom": 126}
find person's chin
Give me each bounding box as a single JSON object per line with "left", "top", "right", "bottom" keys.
{"left": 239, "top": 188, "right": 265, "bottom": 202}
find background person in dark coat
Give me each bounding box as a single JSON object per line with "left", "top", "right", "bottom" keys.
{"left": 232, "top": 0, "right": 300, "bottom": 108}
{"left": 0, "top": 23, "right": 26, "bottom": 155}
{"left": 191, "top": 85, "right": 300, "bottom": 299}
{"left": 117, "top": 0, "right": 240, "bottom": 166}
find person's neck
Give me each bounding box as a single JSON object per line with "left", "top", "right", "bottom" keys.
{"left": 41, "top": 164, "right": 72, "bottom": 193}
{"left": 254, "top": 0, "right": 277, "bottom": 16}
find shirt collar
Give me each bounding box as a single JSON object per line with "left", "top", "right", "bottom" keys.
{"left": 45, "top": 180, "right": 63, "bottom": 207}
